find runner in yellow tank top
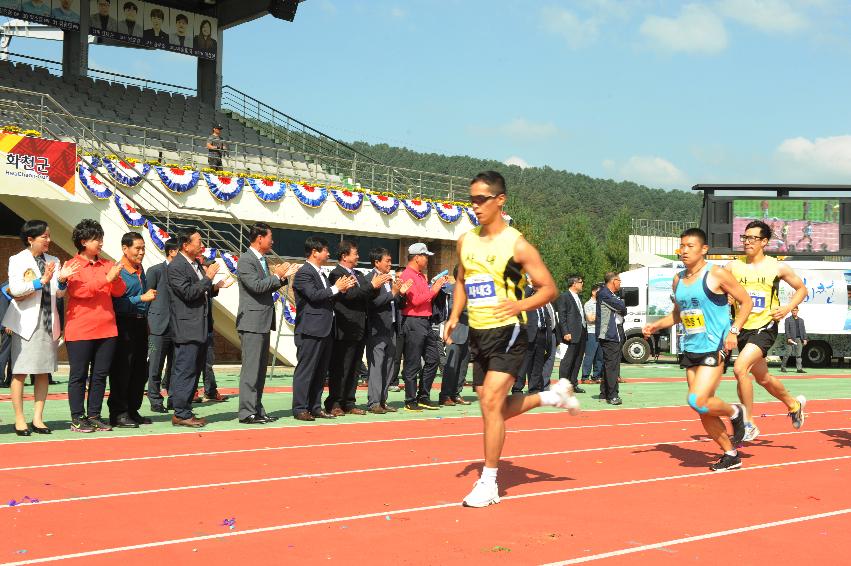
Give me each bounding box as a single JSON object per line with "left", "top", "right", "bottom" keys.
{"left": 444, "top": 171, "right": 579, "bottom": 508}
{"left": 724, "top": 220, "right": 809, "bottom": 441}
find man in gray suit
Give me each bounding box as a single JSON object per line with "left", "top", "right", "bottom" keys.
{"left": 365, "top": 248, "right": 409, "bottom": 414}
{"left": 89, "top": 0, "right": 117, "bottom": 32}
{"left": 439, "top": 266, "right": 471, "bottom": 406}
{"left": 236, "top": 222, "right": 298, "bottom": 424}
{"left": 781, "top": 307, "right": 808, "bottom": 373}
{"left": 146, "top": 240, "right": 177, "bottom": 413}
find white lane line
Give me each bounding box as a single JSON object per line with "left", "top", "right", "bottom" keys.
{"left": 4, "top": 396, "right": 849, "bottom": 446}
{"left": 2, "top": 453, "right": 850, "bottom": 566}
{"left": 3, "top": 426, "right": 848, "bottom": 510}
{"left": 4, "top": 408, "right": 850, "bottom": 473}
{"left": 540, "top": 507, "right": 851, "bottom": 565}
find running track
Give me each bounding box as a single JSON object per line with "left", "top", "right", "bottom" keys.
{"left": 1, "top": 399, "right": 850, "bottom": 564}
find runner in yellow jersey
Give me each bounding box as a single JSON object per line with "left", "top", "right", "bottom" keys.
{"left": 444, "top": 171, "right": 579, "bottom": 508}
{"left": 725, "top": 220, "right": 808, "bottom": 441}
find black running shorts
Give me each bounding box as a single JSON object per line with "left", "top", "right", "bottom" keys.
{"left": 680, "top": 350, "right": 727, "bottom": 369}
{"left": 737, "top": 322, "right": 778, "bottom": 358}
{"left": 468, "top": 324, "right": 528, "bottom": 387}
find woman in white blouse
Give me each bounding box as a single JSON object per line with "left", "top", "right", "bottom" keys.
{"left": 2, "top": 220, "right": 77, "bottom": 436}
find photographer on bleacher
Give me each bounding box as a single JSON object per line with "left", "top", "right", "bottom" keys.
{"left": 206, "top": 124, "right": 227, "bottom": 171}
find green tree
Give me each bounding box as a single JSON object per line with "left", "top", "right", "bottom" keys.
{"left": 603, "top": 207, "right": 631, "bottom": 273}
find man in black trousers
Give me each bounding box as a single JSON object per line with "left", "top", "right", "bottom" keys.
{"left": 167, "top": 229, "right": 225, "bottom": 427}
{"left": 325, "top": 240, "right": 388, "bottom": 416}
{"left": 781, "top": 306, "right": 808, "bottom": 373}
{"left": 556, "top": 274, "right": 587, "bottom": 394}
{"left": 146, "top": 240, "right": 178, "bottom": 412}
{"left": 596, "top": 272, "right": 626, "bottom": 405}
{"left": 513, "top": 280, "right": 552, "bottom": 395}
{"left": 291, "top": 236, "right": 355, "bottom": 421}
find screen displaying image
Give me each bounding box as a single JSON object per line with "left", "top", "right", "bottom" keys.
{"left": 733, "top": 199, "right": 840, "bottom": 253}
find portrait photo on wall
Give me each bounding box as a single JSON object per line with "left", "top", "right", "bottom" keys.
{"left": 115, "top": 0, "right": 142, "bottom": 37}
{"left": 20, "top": 0, "right": 50, "bottom": 16}
{"left": 193, "top": 16, "right": 217, "bottom": 55}
{"left": 143, "top": 2, "right": 170, "bottom": 47}
{"left": 89, "top": 0, "right": 117, "bottom": 31}
{"left": 170, "top": 10, "right": 194, "bottom": 49}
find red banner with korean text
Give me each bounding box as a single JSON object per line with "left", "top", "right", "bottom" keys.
{"left": 0, "top": 133, "right": 77, "bottom": 195}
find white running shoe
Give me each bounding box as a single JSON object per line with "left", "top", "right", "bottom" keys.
{"left": 462, "top": 480, "right": 500, "bottom": 508}
{"left": 552, "top": 378, "right": 581, "bottom": 415}
{"left": 743, "top": 422, "right": 760, "bottom": 442}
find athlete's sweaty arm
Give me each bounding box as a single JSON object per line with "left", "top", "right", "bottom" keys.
{"left": 771, "top": 262, "right": 807, "bottom": 321}
{"left": 715, "top": 266, "right": 753, "bottom": 350}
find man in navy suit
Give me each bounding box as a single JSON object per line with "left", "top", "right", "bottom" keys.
{"left": 513, "top": 281, "right": 552, "bottom": 395}
{"left": 146, "top": 240, "right": 178, "bottom": 412}
{"left": 556, "top": 274, "right": 588, "bottom": 393}
{"left": 290, "top": 236, "right": 355, "bottom": 421}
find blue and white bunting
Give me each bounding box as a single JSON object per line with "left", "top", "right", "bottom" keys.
{"left": 464, "top": 207, "right": 480, "bottom": 226}
{"left": 114, "top": 194, "right": 146, "bottom": 227}
{"left": 200, "top": 247, "right": 218, "bottom": 263}
{"left": 78, "top": 164, "right": 112, "bottom": 199}
{"left": 221, "top": 251, "right": 239, "bottom": 275}
{"left": 80, "top": 155, "right": 101, "bottom": 169}
{"left": 247, "top": 177, "right": 287, "bottom": 202}
{"left": 147, "top": 221, "right": 171, "bottom": 251}
{"left": 103, "top": 158, "right": 150, "bottom": 187}
{"left": 435, "top": 202, "right": 463, "bottom": 223}
{"left": 290, "top": 182, "right": 328, "bottom": 208}
{"left": 367, "top": 193, "right": 399, "bottom": 215}
{"left": 204, "top": 173, "right": 244, "bottom": 202}
{"left": 156, "top": 166, "right": 200, "bottom": 193}
{"left": 283, "top": 299, "right": 297, "bottom": 326}
{"left": 402, "top": 198, "right": 432, "bottom": 220}
{"left": 330, "top": 189, "right": 364, "bottom": 212}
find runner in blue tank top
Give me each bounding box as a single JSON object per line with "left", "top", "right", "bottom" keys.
{"left": 644, "top": 228, "right": 754, "bottom": 471}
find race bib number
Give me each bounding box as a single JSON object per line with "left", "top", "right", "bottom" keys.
{"left": 681, "top": 308, "right": 706, "bottom": 335}
{"left": 749, "top": 292, "right": 767, "bottom": 313}
{"left": 465, "top": 274, "right": 498, "bottom": 307}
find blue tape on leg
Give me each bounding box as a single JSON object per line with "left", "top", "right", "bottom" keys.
{"left": 688, "top": 393, "right": 709, "bottom": 414}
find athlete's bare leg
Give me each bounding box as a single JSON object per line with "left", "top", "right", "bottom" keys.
{"left": 476, "top": 371, "right": 542, "bottom": 468}
{"left": 734, "top": 343, "right": 797, "bottom": 421}
{"left": 686, "top": 366, "right": 734, "bottom": 452}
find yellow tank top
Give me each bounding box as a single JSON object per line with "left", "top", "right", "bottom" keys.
{"left": 728, "top": 256, "right": 781, "bottom": 329}
{"left": 460, "top": 226, "right": 527, "bottom": 330}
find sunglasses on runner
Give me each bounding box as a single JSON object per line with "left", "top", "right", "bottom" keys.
{"left": 470, "top": 194, "right": 499, "bottom": 206}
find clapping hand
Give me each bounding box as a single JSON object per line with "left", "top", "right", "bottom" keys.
{"left": 40, "top": 261, "right": 56, "bottom": 285}
{"left": 371, "top": 272, "right": 392, "bottom": 289}
{"left": 205, "top": 261, "right": 220, "bottom": 280}
{"left": 284, "top": 263, "right": 300, "bottom": 278}
{"left": 58, "top": 260, "right": 80, "bottom": 283}
{"left": 430, "top": 275, "right": 449, "bottom": 294}
{"left": 216, "top": 276, "right": 235, "bottom": 289}
{"left": 140, "top": 289, "right": 158, "bottom": 302}
{"left": 106, "top": 262, "right": 123, "bottom": 282}
{"left": 273, "top": 262, "right": 291, "bottom": 278}
{"left": 335, "top": 275, "right": 356, "bottom": 293}
{"left": 399, "top": 279, "right": 413, "bottom": 294}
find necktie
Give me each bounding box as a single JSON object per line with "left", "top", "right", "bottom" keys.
{"left": 35, "top": 255, "right": 52, "bottom": 335}
{"left": 260, "top": 256, "right": 268, "bottom": 275}
{"left": 537, "top": 307, "right": 545, "bottom": 328}
{"left": 320, "top": 270, "right": 328, "bottom": 288}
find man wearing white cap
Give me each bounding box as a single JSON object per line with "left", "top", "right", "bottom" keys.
{"left": 399, "top": 243, "right": 449, "bottom": 411}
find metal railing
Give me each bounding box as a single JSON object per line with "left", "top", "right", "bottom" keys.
{"left": 631, "top": 218, "right": 697, "bottom": 238}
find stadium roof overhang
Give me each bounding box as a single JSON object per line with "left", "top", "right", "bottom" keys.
{"left": 140, "top": 0, "right": 304, "bottom": 30}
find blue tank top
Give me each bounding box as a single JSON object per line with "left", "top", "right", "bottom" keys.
{"left": 674, "top": 266, "right": 730, "bottom": 353}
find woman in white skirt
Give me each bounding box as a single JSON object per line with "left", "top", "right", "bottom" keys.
{"left": 2, "top": 220, "right": 77, "bottom": 436}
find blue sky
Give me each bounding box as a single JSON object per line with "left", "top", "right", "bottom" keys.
{"left": 6, "top": 0, "right": 851, "bottom": 190}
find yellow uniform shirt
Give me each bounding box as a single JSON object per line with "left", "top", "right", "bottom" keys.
{"left": 460, "top": 226, "right": 527, "bottom": 330}
{"left": 728, "top": 256, "right": 781, "bottom": 329}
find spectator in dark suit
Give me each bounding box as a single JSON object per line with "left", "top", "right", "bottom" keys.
{"left": 556, "top": 274, "right": 587, "bottom": 393}
{"left": 0, "top": 282, "right": 13, "bottom": 388}
{"left": 236, "top": 222, "right": 297, "bottom": 424}
{"left": 146, "top": 240, "right": 177, "bottom": 413}
{"left": 291, "top": 237, "right": 355, "bottom": 421}
{"left": 365, "top": 248, "right": 409, "bottom": 414}
{"left": 781, "top": 307, "right": 808, "bottom": 373}
{"left": 167, "top": 229, "right": 226, "bottom": 427}
{"left": 513, "top": 281, "right": 552, "bottom": 395}
{"left": 540, "top": 300, "right": 558, "bottom": 390}
{"left": 325, "top": 240, "right": 386, "bottom": 415}
{"left": 439, "top": 266, "right": 471, "bottom": 406}
{"left": 581, "top": 284, "right": 605, "bottom": 383}
{"left": 596, "top": 272, "right": 626, "bottom": 405}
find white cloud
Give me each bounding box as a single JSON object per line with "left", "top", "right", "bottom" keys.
{"left": 390, "top": 7, "right": 406, "bottom": 19}
{"left": 504, "top": 156, "right": 530, "bottom": 169}
{"left": 619, "top": 156, "right": 690, "bottom": 189}
{"left": 470, "top": 118, "right": 560, "bottom": 142}
{"left": 717, "top": 0, "right": 808, "bottom": 33}
{"left": 777, "top": 135, "right": 851, "bottom": 176}
{"left": 640, "top": 4, "right": 728, "bottom": 54}
{"left": 540, "top": 5, "right": 600, "bottom": 49}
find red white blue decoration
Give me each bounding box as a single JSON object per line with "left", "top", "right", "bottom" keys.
{"left": 201, "top": 247, "right": 218, "bottom": 263}
{"left": 464, "top": 206, "right": 480, "bottom": 226}
{"left": 290, "top": 183, "right": 328, "bottom": 208}
{"left": 402, "top": 198, "right": 432, "bottom": 220}
{"left": 114, "top": 194, "right": 146, "bottom": 227}
{"left": 156, "top": 166, "right": 200, "bottom": 193}
{"left": 330, "top": 189, "right": 364, "bottom": 212}
{"left": 78, "top": 164, "right": 112, "bottom": 199}
{"left": 103, "top": 159, "right": 150, "bottom": 187}
{"left": 147, "top": 221, "right": 171, "bottom": 251}
{"left": 247, "top": 178, "right": 287, "bottom": 202}
{"left": 367, "top": 193, "right": 399, "bottom": 215}
{"left": 435, "top": 202, "right": 463, "bottom": 223}
{"left": 283, "top": 299, "right": 297, "bottom": 326}
{"left": 80, "top": 155, "right": 101, "bottom": 169}
{"left": 501, "top": 211, "right": 513, "bottom": 225}
{"left": 221, "top": 251, "right": 239, "bottom": 275}
{"left": 204, "top": 173, "right": 244, "bottom": 202}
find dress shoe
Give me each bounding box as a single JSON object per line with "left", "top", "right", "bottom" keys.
{"left": 452, "top": 397, "right": 471, "bottom": 406}
{"left": 31, "top": 423, "right": 51, "bottom": 434}
{"left": 439, "top": 398, "right": 456, "bottom": 406}
{"left": 329, "top": 406, "right": 345, "bottom": 417}
{"left": 48, "top": 378, "right": 60, "bottom": 385}
{"left": 192, "top": 395, "right": 203, "bottom": 404}
{"left": 150, "top": 404, "right": 168, "bottom": 414}
{"left": 796, "top": 369, "right": 806, "bottom": 374}
{"left": 262, "top": 414, "right": 279, "bottom": 422}
{"left": 171, "top": 415, "right": 206, "bottom": 427}
{"left": 130, "top": 412, "right": 153, "bottom": 425}
{"left": 574, "top": 386, "right": 586, "bottom": 393}
{"left": 387, "top": 385, "right": 401, "bottom": 392}
{"left": 202, "top": 392, "right": 229, "bottom": 402}
{"left": 294, "top": 411, "right": 315, "bottom": 422}
{"left": 780, "top": 367, "right": 788, "bottom": 372}
{"left": 345, "top": 407, "right": 366, "bottom": 415}
{"left": 111, "top": 415, "right": 139, "bottom": 428}
{"left": 14, "top": 426, "right": 31, "bottom": 437}
{"left": 381, "top": 403, "right": 398, "bottom": 412}
{"left": 312, "top": 410, "right": 336, "bottom": 419}
{"left": 368, "top": 405, "right": 387, "bottom": 414}
{"left": 239, "top": 414, "right": 270, "bottom": 425}
{"left": 608, "top": 397, "right": 623, "bottom": 405}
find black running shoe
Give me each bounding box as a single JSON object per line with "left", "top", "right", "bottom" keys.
{"left": 70, "top": 416, "right": 95, "bottom": 433}
{"left": 710, "top": 453, "right": 741, "bottom": 472}
{"left": 418, "top": 399, "right": 440, "bottom": 410}
{"left": 86, "top": 415, "right": 113, "bottom": 432}
{"left": 404, "top": 402, "right": 423, "bottom": 412}
{"left": 731, "top": 404, "right": 746, "bottom": 445}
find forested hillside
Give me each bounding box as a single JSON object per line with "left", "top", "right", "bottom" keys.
{"left": 351, "top": 141, "right": 700, "bottom": 290}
